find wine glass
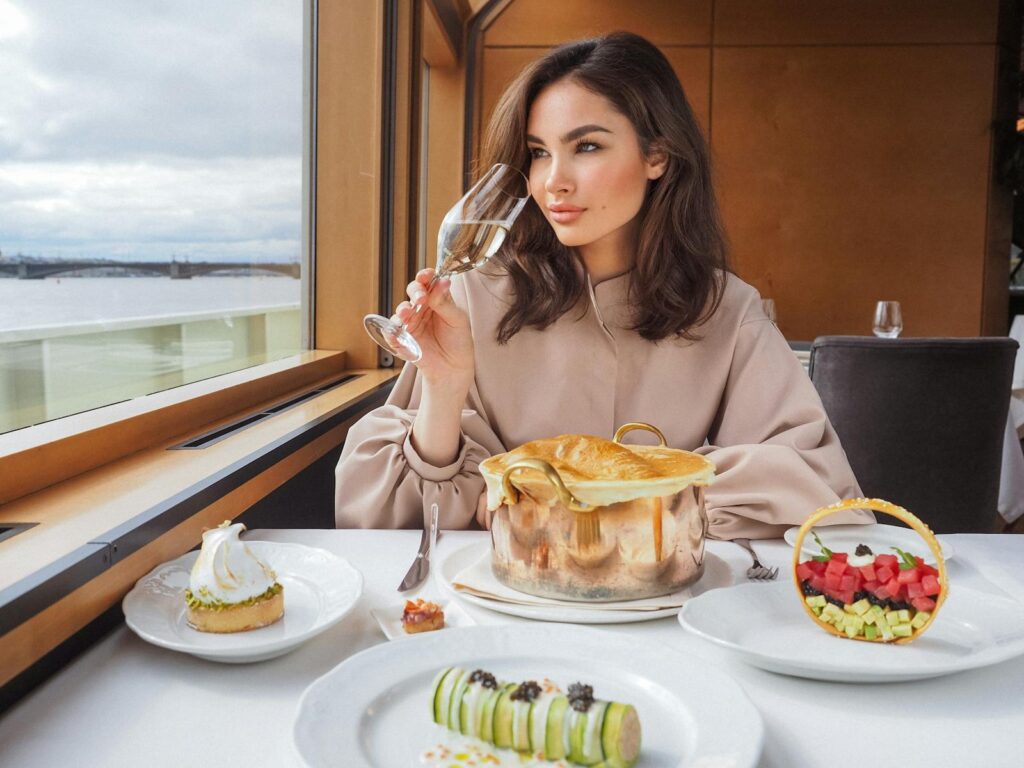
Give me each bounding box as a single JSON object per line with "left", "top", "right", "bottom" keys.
{"left": 761, "top": 298, "right": 777, "bottom": 324}
{"left": 873, "top": 301, "right": 903, "bottom": 338}
{"left": 364, "top": 163, "right": 530, "bottom": 362}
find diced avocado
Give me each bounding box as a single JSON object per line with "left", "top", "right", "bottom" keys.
{"left": 886, "top": 610, "right": 900, "bottom": 626}
{"left": 911, "top": 611, "right": 931, "bottom": 630}
{"left": 864, "top": 625, "right": 879, "bottom": 641}
{"left": 844, "top": 623, "right": 859, "bottom": 638}
{"left": 513, "top": 698, "right": 532, "bottom": 752}
{"left": 862, "top": 610, "right": 877, "bottom": 626}
{"left": 806, "top": 595, "right": 827, "bottom": 608}
{"left": 849, "top": 599, "right": 871, "bottom": 616}
{"left": 544, "top": 696, "right": 569, "bottom": 761}
{"left": 822, "top": 603, "right": 844, "bottom": 621}
{"left": 432, "top": 667, "right": 455, "bottom": 725}
{"left": 492, "top": 684, "right": 516, "bottom": 749}
{"left": 897, "top": 609, "right": 911, "bottom": 623}
{"left": 893, "top": 623, "right": 913, "bottom": 638}
{"left": 879, "top": 622, "right": 895, "bottom": 641}
{"left": 601, "top": 702, "right": 641, "bottom": 768}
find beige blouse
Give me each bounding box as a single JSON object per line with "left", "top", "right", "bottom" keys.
{"left": 335, "top": 261, "right": 871, "bottom": 538}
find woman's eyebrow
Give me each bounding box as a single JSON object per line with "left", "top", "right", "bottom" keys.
{"left": 525, "top": 124, "right": 613, "bottom": 146}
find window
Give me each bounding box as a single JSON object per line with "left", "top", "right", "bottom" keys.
{"left": 0, "top": 0, "right": 306, "bottom": 435}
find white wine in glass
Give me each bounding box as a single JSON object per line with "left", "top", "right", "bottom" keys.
{"left": 364, "top": 163, "right": 530, "bottom": 362}
{"left": 872, "top": 301, "right": 903, "bottom": 338}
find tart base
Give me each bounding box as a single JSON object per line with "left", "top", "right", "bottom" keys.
{"left": 186, "top": 589, "right": 284, "bottom": 633}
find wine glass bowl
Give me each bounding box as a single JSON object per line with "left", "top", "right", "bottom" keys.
{"left": 872, "top": 301, "right": 903, "bottom": 338}
{"left": 364, "top": 163, "right": 530, "bottom": 363}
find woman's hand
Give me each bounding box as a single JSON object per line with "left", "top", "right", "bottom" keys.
{"left": 394, "top": 268, "right": 475, "bottom": 390}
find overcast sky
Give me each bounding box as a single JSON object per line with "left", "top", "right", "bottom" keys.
{"left": 0, "top": 0, "right": 303, "bottom": 263}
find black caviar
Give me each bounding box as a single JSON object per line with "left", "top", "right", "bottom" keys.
{"left": 854, "top": 544, "right": 873, "bottom": 557}
{"left": 567, "top": 682, "right": 594, "bottom": 713}
{"left": 510, "top": 680, "right": 541, "bottom": 702}
{"left": 468, "top": 669, "right": 497, "bottom": 689}
{"left": 801, "top": 581, "right": 823, "bottom": 597}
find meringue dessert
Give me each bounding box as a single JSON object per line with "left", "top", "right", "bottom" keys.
{"left": 184, "top": 521, "right": 284, "bottom": 633}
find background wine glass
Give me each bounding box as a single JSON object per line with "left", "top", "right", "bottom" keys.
{"left": 363, "top": 163, "right": 530, "bottom": 362}
{"left": 873, "top": 301, "right": 903, "bottom": 338}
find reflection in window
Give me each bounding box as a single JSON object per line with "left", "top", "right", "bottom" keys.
{"left": 0, "top": 0, "right": 305, "bottom": 434}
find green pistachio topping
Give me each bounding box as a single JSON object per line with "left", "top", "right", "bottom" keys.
{"left": 184, "top": 581, "right": 282, "bottom": 611}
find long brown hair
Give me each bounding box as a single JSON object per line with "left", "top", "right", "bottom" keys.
{"left": 478, "top": 32, "right": 730, "bottom": 343}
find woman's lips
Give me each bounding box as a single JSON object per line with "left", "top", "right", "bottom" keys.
{"left": 549, "top": 205, "right": 585, "bottom": 224}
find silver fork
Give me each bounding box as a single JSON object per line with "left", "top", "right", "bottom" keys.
{"left": 734, "top": 538, "right": 778, "bottom": 581}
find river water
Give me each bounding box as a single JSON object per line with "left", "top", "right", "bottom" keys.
{"left": 0, "top": 276, "right": 302, "bottom": 333}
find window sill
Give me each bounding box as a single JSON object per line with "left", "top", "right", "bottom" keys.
{"left": 0, "top": 360, "right": 399, "bottom": 693}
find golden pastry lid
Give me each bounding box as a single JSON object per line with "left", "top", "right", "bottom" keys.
{"left": 479, "top": 423, "right": 715, "bottom": 510}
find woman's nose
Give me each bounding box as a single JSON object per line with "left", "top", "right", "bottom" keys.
{"left": 544, "top": 159, "right": 573, "bottom": 195}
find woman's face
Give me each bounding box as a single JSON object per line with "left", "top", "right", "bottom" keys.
{"left": 525, "top": 78, "right": 665, "bottom": 253}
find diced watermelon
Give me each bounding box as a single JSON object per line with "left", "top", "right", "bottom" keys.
{"left": 911, "top": 596, "right": 936, "bottom": 613}
{"left": 921, "top": 574, "right": 941, "bottom": 596}
{"left": 831, "top": 552, "right": 848, "bottom": 563}
{"left": 875, "top": 566, "right": 895, "bottom": 583}
{"left": 858, "top": 563, "right": 877, "bottom": 582}
{"left": 825, "top": 573, "right": 842, "bottom": 591}
{"left": 897, "top": 568, "right": 920, "bottom": 585}
{"left": 838, "top": 590, "right": 855, "bottom": 606}
{"left": 807, "top": 560, "right": 828, "bottom": 576}
{"left": 886, "top": 578, "right": 903, "bottom": 599}
{"left": 825, "top": 559, "right": 846, "bottom": 577}
{"left": 915, "top": 556, "right": 925, "bottom": 567}
{"left": 874, "top": 583, "right": 894, "bottom": 600}
{"left": 918, "top": 563, "right": 938, "bottom": 578}
{"left": 839, "top": 573, "right": 859, "bottom": 592}
{"left": 810, "top": 574, "right": 827, "bottom": 593}
{"left": 797, "top": 562, "right": 816, "bottom": 581}
{"left": 906, "top": 582, "right": 924, "bottom": 599}
{"left": 875, "top": 554, "right": 898, "bottom": 570}
{"left": 863, "top": 580, "right": 881, "bottom": 593}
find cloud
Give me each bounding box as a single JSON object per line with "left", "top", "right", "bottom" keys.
{"left": 0, "top": 0, "right": 303, "bottom": 262}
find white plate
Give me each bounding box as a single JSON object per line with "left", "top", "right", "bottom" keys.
{"left": 437, "top": 543, "right": 733, "bottom": 624}
{"left": 371, "top": 599, "right": 476, "bottom": 641}
{"left": 784, "top": 522, "right": 954, "bottom": 565}
{"left": 123, "top": 541, "right": 362, "bottom": 663}
{"left": 679, "top": 581, "right": 1024, "bottom": 682}
{"left": 293, "top": 624, "right": 763, "bottom": 768}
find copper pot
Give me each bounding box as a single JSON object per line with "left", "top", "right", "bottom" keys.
{"left": 479, "top": 423, "right": 715, "bottom": 602}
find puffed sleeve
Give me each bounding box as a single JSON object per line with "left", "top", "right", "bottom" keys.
{"left": 696, "top": 314, "right": 872, "bottom": 540}
{"left": 334, "top": 362, "right": 507, "bottom": 529}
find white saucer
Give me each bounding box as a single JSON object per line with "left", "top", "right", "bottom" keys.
{"left": 370, "top": 599, "right": 475, "bottom": 641}
{"left": 437, "top": 542, "right": 733, "bottom": 624}
{"left": 293, "top": 625, "right": 763, "bottom": 767}
{"left": 123, "top": 541, "right": 362, "bottom": 663}
{"left": 679, "top": 580, "right": 1024, "bottom": 682}
{"left": 784, "top": 522, "right": 954, "bottom": 565}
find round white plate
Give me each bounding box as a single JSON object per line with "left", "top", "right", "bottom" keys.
{"left": 293, "top": 624, "right": 763, "bottom": 768}
{"left": 679, "top": 581, "right": 1024, "bottom": 682}
{"left": 437, "top": 543, "right": 732, "bottom": 624}
{"left": 783, "top": 522, "right": 954, "bottom": 565}
{"left": 123, "top": 541, "right": 362, "bottom": 663}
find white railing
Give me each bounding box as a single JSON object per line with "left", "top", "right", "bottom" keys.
{"left": 0, "top": 304, "right": 302, "bottom": 433}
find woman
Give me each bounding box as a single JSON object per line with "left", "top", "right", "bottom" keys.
{"left": 335, "top": 32, "right": 869, "bottom": 537}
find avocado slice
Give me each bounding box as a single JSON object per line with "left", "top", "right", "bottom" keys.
{"left": 512, "top": 698, "right": 533, "bottom": 752}
{"left": 492, "top": 684, "right": 516, "bottom": 749}
{"left": 479, "top": 684, "right": 506, "bottom": 743}
{"left": 431, "top": 667, "right": 454, "bottom": 725}
{"left": 601, "top": 702, "right": 641, "bottom": 768}
{"left": 446, "top": 668, "right": 470, "bottom": 731}
{"left": 544, "top": 695, "right": 570, "bottom": 760}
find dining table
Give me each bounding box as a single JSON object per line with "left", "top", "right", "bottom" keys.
{"left": 1, "top": 528, "right": 1022, "bottom": 767}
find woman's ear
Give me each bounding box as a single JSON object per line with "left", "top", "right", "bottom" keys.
{"left": 645, "top": 141, "right": 668, "bottom": 180}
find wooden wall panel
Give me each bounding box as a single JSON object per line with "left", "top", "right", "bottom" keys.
{"left": 714, "top": 0, "right": 1000, "bottom": 46}
{"left": 479, "top": 47, "right": 712, "bottom": 149}
{"left": 315, "top": 1, "right": 383, "bottom": 367}
{"left": 712, "top": 45, "right": 995, "bottom": 338}
{"left": 484, "top": 0, "right": 711, "bottom": 47}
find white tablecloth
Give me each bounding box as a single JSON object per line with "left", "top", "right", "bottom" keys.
{"left": 1, "top": 529, "right": 1022, "bottom": 768}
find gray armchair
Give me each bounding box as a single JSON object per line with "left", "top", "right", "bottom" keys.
{"left": 809, "top": 336, "right": 1018, "bottom": 534}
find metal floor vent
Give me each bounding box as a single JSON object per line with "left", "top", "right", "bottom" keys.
{"left": 170, "top": 374, "right": 360, "bottom": 450}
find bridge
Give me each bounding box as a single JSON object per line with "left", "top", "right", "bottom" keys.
{"left": 0, "top": 260, "right": 300, "bottom": 280}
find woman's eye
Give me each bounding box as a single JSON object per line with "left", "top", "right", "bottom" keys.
{"left": 528, "top": 147, "right": 548, "bottom": 159}
{"left": 575, "top": 141, "right": 600, "bottom": 153}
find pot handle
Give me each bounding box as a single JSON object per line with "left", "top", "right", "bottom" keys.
{"left": 613, "top": 422, "right": 667, "bottom": 446}
{"left": 501, "top": 459, "right": 594, "bottom": 513}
